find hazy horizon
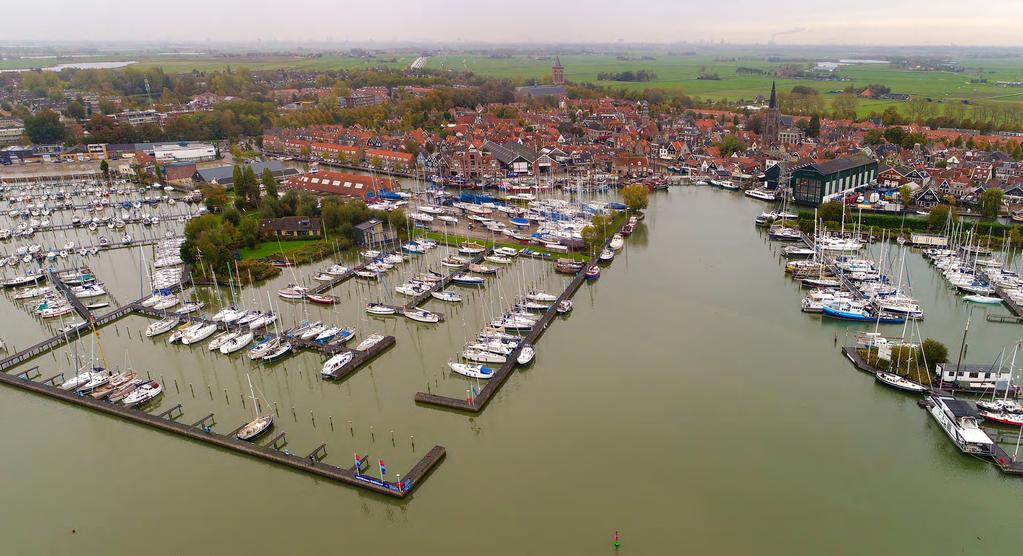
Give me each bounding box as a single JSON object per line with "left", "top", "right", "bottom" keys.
{"left": 1, "top": 0, "right": 1022, "bottom": 48}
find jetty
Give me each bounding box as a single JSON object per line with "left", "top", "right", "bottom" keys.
{"left": 414, "top": 226, "right": 620, "bottom": 413}
{"left": 0, "top": 361, "right": 443, "bottom": 496}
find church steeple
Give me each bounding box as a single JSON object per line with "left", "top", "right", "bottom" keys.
{"left": 552, "top": 56, "right": 565, "bottom": 86}
{"left": 768, "top": 81, "right": 777, "bottom": 109}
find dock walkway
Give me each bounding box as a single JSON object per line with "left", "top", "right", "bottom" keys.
{"left": 414, "top": 224, "right": 621, "bottom": 413}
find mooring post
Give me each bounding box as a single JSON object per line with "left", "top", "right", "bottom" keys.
{"left": 410, "top": 435, "right": 415, "bottom": 451}
{"left": 174, "top": 379, "right": 179, "bottom": 393}
{"left": 348, "top": 420, "right": 353, "bottom": 435}
{"left": 329, "top": 415, "right": 333, "bottom": 430}
{"left": 189, "top": 383, "right": 194, "bottom": 397}
{"left": 224, "top": 388, "right": 229, "bottom": 404}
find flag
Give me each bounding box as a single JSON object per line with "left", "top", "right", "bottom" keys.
{"left": 378, "top": 459, "right": 386, "bottom": 477}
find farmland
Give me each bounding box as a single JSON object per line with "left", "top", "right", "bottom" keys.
{"left": 425, "top": 51, "right": 1023, "bottom": 116}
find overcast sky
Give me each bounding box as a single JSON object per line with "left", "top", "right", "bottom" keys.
{"left": 2, "top": 0, "right": 1022, "bottom": 46}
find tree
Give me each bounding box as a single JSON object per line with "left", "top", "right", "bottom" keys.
{"left": 238, "top": 218, "right": 262, "bottom": 249}
{"left": 927, "top": 204, "right": 957, "bottom": 229}
{"left": 715, "top": 134, "right": 746, "bottom": 156}
{"left": 243, "top": 165, "right": 260, "bottom": 207}
{"left": 818, "top": 201, "right": 845, "bottom": 223}
{"left": 831, "top": 93, "right": 859, "bottom": 120}
{"left": 806, "top": 114, "right": 821, "bottom": 138}
{"left": 65, "top": 100, "right": 86, "bottom": 120}
{"left": 99, "top": 159, "right": 109, "bottom": 180}
{"left": 200, "top": 184, "right": 228, "bottom": 213}
{"left": 978, "top": 188, "right": 1004, "bottom": 220}
{"left": 622, "top": 183, "right": 649, "bottom": 212}
{"left": 222, "top": 206, "right": 241, "bottom": 226}
{"left": 297, "top": 191, "right": 319, "bottom": 217}
{"left": 883, "top": 126, "right": 906, "bottom": 145}
{"left": 899, "top": 185, "right": 912, "bottom": 209}
{"left": 261, "top": 167, "right": 278, "bottom": 199}
{"left": 863, "top": 129, "right": 884, "bottom": 145}
{"left": 919, "top": 339, "right": 949, "bottom": 372}
{"left": 24, "top": 109, "right": 65, "bottom": 144}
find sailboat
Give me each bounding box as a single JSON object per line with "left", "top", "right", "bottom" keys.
{"left": 236, "top": 375, "right": 274, "bottom": 441}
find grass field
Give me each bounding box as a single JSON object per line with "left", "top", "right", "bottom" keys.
{"left": 425, "top": 51, "right": 1023, "bottom": 116}
{"left": 238, "top": 238, "right": 325, "bottom": 260}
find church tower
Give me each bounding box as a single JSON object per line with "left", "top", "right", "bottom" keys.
{"left": 552, "top": 57, "right": 565, "bottom": 86}
{"left": 763, "top": 81, "right": 780, "bottom": 147}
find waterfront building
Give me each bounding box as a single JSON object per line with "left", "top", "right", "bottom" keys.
{"left": 791, "top": 154, "right": 878, "bottom": 205}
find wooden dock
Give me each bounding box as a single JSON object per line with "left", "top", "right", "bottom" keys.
{"left": 413, "top": 225, "right": 619, "bottom": 413}
{"left": 0, "top": 361, "right": 444, "bottom": 497}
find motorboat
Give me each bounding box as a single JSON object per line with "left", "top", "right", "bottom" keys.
{"left": 526, "top": 291, "right": 557, "bottom": 303}
{"left": 431, "top": 290, "right": 462, "bottom": 303}
{"left": 277, "top": 284, "right": 309, "bottom": 300}
{"left": 448, "top": 362, "right": 495, "bottom": 380}
{"left": 168, "top": 323, "right": 202, "bottom": 344}
{"left": 516, "top": 345, "right": 535, "bottom": 365}
{"left": 585, "top": 266, "right": 600, "bottom": 280}
{"left": 366, "top": 303, "right": 396, "bottom": 316}
{"left": 61, "top": 369, "right": 101, "bottom": 390}
{"left": 122, "top": 381, "right": 163, "bottom": 407}
{"left": 237, "top": 415, "right": 274, "bottom": 441}
{"left": 261, "top": 341, "right": 293, "bottom": 362}
{"left": 305, "top": 293, "right": 338, "bottom": 305}
{"left": 354, "top": 334, "right": 385, "bottom": 351}
{"left": 979, "top": 410, "right": 1023, "bottom": 426}
{"left": 181, "top": 323, "right": 218, "bottom": 345}
{"left": 321, "top": 351, "right": 355, "bottom": 379}
{"left": 963, "top": 294, "right": 1002, "bottom": 304}
{"left": 452, "top": 273, "right": 485, "bottom": 286}
{"left": 468, "top": 263, "right": 497, "bottom": 275}
{"left": 404, "top": 307, "right": 440, "bottom": 323}
{"left": 875, "top": 372, "right": 928, "bottom": 393}
{"left": 175, "top": 301, "right": 205, "bottom": 315}
{"left": 556, "top": 300, "right": 573, "bottom": 314}
{"left": 247, "top": 337, "right": 280, "bottom": 360}
{"left": 207, "top": 331, "right": 238, "bottom": 351}
{"left": 300, "top": 324, "right": 327, "bottom": 340}
{"left": 609, "top": 234, "right": 624, "bottom": 251}
{"left": 598, "top": 248, "right": 614, "bottom": 262}
{"left": 152, "top": 295, "right": 180, "bottom": 311}
{"left": 220, "top": 332, "right": 254, "bottom": 354}
{"left": 314, "top": 326, "right": 341, "bottom": 342}
{"left": 440, "top": 255, "right": 470, "bottom": 268}
{"left": 926, "top": 395, "right": 995, "bottom": 456}
{"left": 247, "top": 312, "right": 277, "bottom": 331}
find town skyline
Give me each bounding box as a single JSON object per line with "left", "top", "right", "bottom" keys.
{"left": 1, "top": 0, "right": 1022, "bottom": 47}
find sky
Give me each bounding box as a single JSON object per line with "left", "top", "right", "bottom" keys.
{"left": 1, "top": 0, "right": 1022, "bottom": 47}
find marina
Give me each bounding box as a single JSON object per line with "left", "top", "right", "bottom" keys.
{"left": 4, "top": 182, "right": 1023, "bottom": 553}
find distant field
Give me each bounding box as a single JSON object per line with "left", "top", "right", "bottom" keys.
{"left": 425, "top": 52, "right": 1023, "bottom": 116}
{"left": 132, "top": 54, "right": 416, "bottom": 73}
{"left": 0, "top": 54, "right": 415, "bottom": 73}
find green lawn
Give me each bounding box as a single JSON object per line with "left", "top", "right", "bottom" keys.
{"left": 239, "top": 238, "right": 325, "bottom": 260}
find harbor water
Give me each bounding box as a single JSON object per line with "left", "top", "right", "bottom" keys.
{"left": 2, "top": 185, "right": 1023, "bottom": 554}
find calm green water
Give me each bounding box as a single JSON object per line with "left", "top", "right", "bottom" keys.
{"left": 2, "top": 186, "right": 1022, "bottom": 555}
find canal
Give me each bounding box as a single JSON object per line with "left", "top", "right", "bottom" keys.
{"left": 2, "top": 185, "right": 1022, "bottom": 554}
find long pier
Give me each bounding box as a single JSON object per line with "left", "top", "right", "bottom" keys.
{"left": 413, "top": 225, "right": 621, "bottom": 413}
{"left": 0, "top": 362, "right": 444, "bottom": 496}
{"left": 44, "top": 269, "right": 92, "bottom": 321}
